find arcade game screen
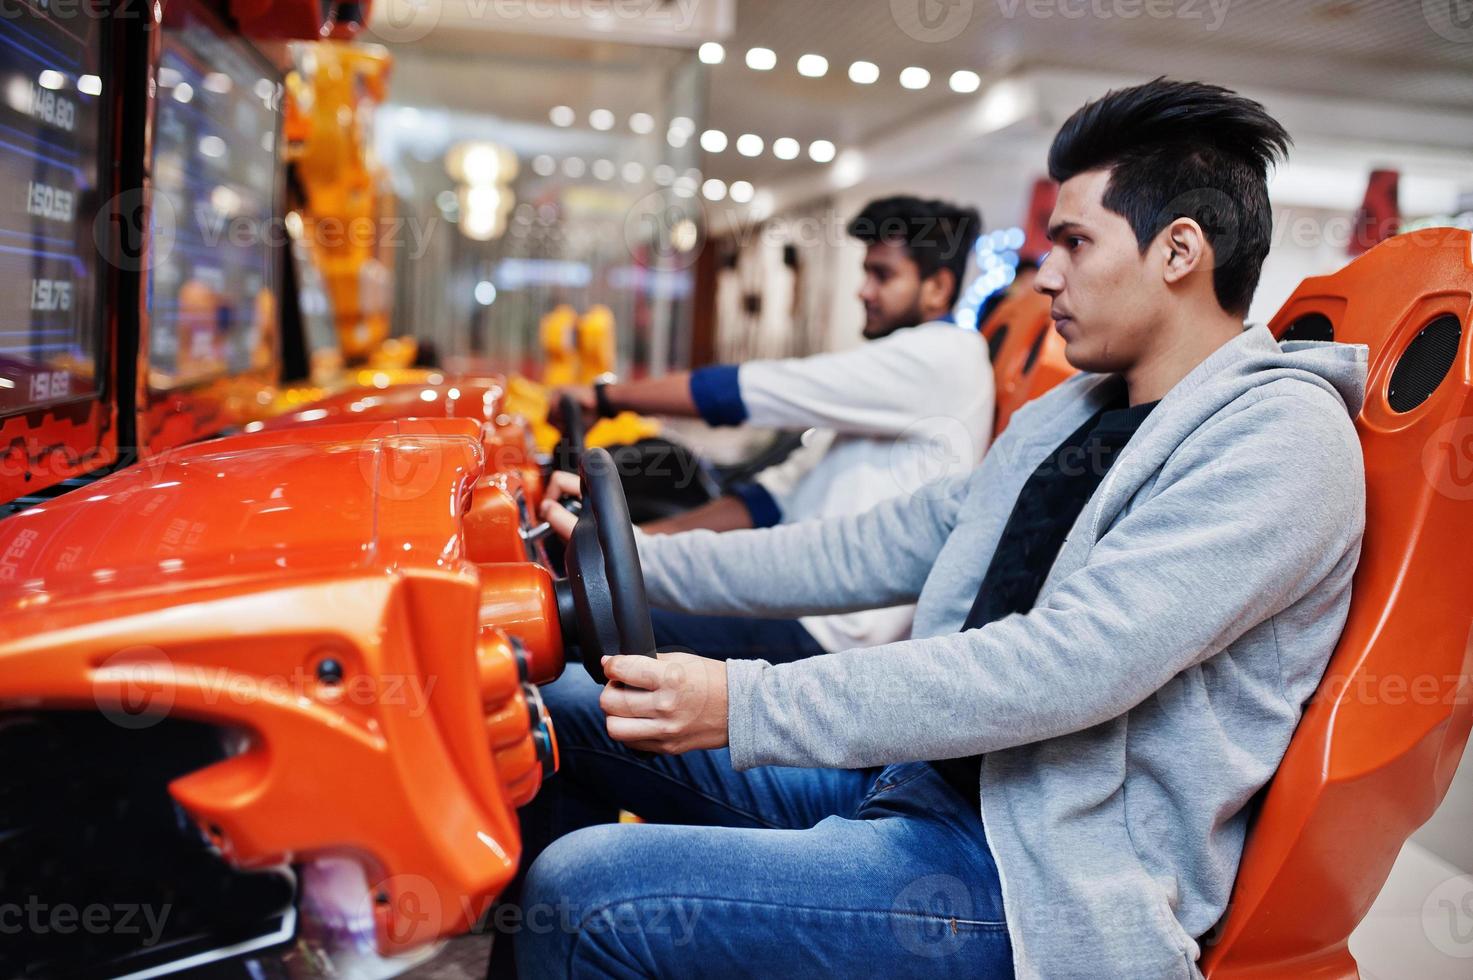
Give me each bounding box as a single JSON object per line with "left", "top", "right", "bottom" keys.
{"left": 0, "top": 3, "right": 107, "bottom": 415}
{"left": 147, "top": 0, "right": 280, "bottom": 389}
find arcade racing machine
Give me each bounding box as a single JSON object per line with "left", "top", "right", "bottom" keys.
{"left": 0, "top": 1, "right": 660, "bottom": 976}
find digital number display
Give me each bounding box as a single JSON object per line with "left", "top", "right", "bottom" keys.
{"left": 147, "top": 3, "right": 279, "bottom": 389}
{"left": 0, "top": 1, "right": 105, "bottom": 414}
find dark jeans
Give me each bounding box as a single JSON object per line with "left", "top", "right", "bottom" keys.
{"left": 490, "top": 665, "right": 1013, "bottom": 979}
{"left": 650, "top": 607, "right": 829, "bottom": 665}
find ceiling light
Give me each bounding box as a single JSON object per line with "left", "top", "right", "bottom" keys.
{"left": 702, "top": 178, "right": 727, "bottom": 201}
{"left": 591, "top": 158, "right": 616, "bottom": 180}
{"left": 698, "top": 42, "right": 724, "bottom": 64}
{"left": 700, "top": 129, "right": 728, "bottom": 153}
{"left": 797, "top": 54, "right": 828, "bottom": 78}
{"left": 622, "top": 161, "right": 645, "bottom": 183}
{"left": 629, "top": 113, "right": 655, "bottom": 135}
{"left": 667, "top": 128, "right": 689, "bottom": 148}
{"left": 808, "top": 139, "right": 836, "bottom": 163}
{"left": 736, "top": 133, "right": 763, "bottom": 157}
{"left": 848, "top": 61, "right": 879, "bottom": 85}
{"left": 669, "top": 116, "right": 695, "bottom": 135}
{"left": 950, "top": 70, "right": 981, "bottom": 93}
{"left": 561, "top": 157, "right": 586, "bottom": 178}
{"left": 589, "top": 108, "right": 615, "bottom": 131}
{"left": 745, "top": 47, "right": 776, "bottom": 71}
{"left": 772, "top": 137, "right": 799, "bottom": 160}
{"left": 729, "top": 180, "right": 754, "bottom": 204}
{"left": 474, "top": 281, "right": 497, "bottom": 306}
{"left": 653, "top": 164, "right": 675, "bottom": 185}
{"left": 549, "top": 105, "right": 575, "bottom": 127}
{"left": 900, "top": 67, "right": 931, "bottom": 90}
{"left": 531, "top": 154, "right": 556, "bottom": 176}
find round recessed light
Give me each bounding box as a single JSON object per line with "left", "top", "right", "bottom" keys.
{"left": 808, "top": 139, "right": 836, "bottom": 163}
{"left": 900, "top": 67, "right": 931, "bottom": 90}
{"left": 736, "top": 133, "right": 764, "bottom": 157}
{"left": 591, "top": 158, "right": 616, "bottom": 180}
{"left": 622, "top": 161, "right": 645, "bottom": 183}
{"left": 772, "top": 137, "right": 799, "bottom": 160}
{"left": 745, "top": 47, "right": 776, "bottom": 71}
{"left": 797, "top": 54, "right": 828, "bottom": 78}
{"left": 700, "top": 129, "right": 728, "bottom": 153}
{"left": 848, "top": 61, "right": 879, "bottom": 85}
{"left": 950, "top": 70, "right": 981, "bottom": 93}
{"left": 729, "top": 180, "right": 754, "bottom": 204}
{"left": 698, "top": 42, "right": 724, "bottom": 65}
{"left": 549, "top": 105, "right": 575, "bottom": 127}
{"left": 531, "top": 154, "right": 556, "bottom": 176}
{"left": 589, "top": 108, "right": 615, "bottom": 131}
{"left": 629, "top": 112, "right": 655, "bottom": 134}
{"left": 702, "top": 178, "right": 727, "bottom": 201}
{"left": 561, "top": 157, "right": 585, "bottom": 178}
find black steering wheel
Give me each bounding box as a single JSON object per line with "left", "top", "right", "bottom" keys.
{"left": 554, "top": 447, "right": 657, "bottom": 683}
{"left": 550, "top": 393, "right": 585, "bottom": 474}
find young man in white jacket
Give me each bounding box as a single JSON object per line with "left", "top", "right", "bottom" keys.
{"left": 512, "top": 80, "right": 1366, "bottom": 980}
{"left": 553, "top": 197, "right": 993, "bottom": 663}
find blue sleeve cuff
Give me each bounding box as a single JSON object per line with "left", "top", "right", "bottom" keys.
{"left": 730, "top": 481, "right": 782, "bottom": 528}
{"left": 689, "top": 364, "right": 748, "bottom": 427}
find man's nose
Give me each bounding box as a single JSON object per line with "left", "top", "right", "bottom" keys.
{"left": 1034, "top": 254, "right": 1062, "bottom": 295}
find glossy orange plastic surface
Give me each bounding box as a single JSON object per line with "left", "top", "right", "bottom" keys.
{"left": 981, "top": 287, "right": 1077, "bottom": 436}
{"left": 1201, "top": 229, "right": 1473, "bottom": 978}
{"left": 0, "top": 419, "right": 564, "bottom": 953}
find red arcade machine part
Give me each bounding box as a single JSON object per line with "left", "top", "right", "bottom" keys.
{"left": 1020, "top": 177, "right": 1058, "bottom": 266}
{"left": 230, "top": 0, "right": 336, "bottom": 39}
{"left": 1202, "top": 228, "right": 1473, "bottom": 978}
{"left": 981, "top": 287, "right": 1077, "bottom": 438}
{"left": 0, "top": 420, "right": 565, "bottom": 954}
{"left": 1347, "top": 169, "right": 1400, "bottom": 259}
{"left": 254, "top": 378, "right": 546, "bottom": 509}
{"left": 0, "top": 8, "right": 121, "bottom": 502}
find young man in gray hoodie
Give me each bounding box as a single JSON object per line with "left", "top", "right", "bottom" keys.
{"left": 509, "top": 79, "right": 1367, "bottom": 979}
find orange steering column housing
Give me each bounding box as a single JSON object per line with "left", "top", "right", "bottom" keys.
{"left": 981, "top": 287, "right": 1077, "bottom": 438}
{"left": 0, "top": 419, "right": 565, "bottom": 954}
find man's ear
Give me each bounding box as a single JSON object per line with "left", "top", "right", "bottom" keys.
{"left": 1160, "top": 217, "right": 1210, "bottom": 287}
{"left": 920, "top": 267, "right": 956, "bottom": 314}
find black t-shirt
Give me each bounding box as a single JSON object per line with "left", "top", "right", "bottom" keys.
{"left": 931, "top": 392, "right": 1159, "bottom": 799}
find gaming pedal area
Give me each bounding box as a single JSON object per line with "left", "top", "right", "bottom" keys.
{"left": 0, "top": 1, "right": 1469, "bottom": 978}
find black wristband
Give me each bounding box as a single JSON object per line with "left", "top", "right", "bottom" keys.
{"left": 594, "top": 380, "right": 616, "bottom": 419}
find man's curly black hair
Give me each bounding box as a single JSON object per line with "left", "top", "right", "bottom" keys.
{"left": 1048, "top": 78, "right": 1291, "bottom": 317}
{"left": 847, "top": 196, "right": 982, "bottom": 307}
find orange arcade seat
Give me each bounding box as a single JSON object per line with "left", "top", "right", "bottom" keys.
{"left": 1202, "top": 228, "right": 1473, "bottom": 977}
{"left": 979, "top": 286, "right": 1077, "bottom": 438}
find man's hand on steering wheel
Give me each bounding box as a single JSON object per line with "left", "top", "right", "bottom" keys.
{"left": 539, "top": 469, "right": 584, "bottom": 541}
{"left": 600, "top": 651, "right": 729, "bottom": 754}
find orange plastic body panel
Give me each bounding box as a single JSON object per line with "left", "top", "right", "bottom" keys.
{"left": 0, "top": 420, "right": 564, "bottom": 953}
{"left": 981, "top": 287, "right": 1077, "bottom": 437}
{"left": 1201, "top": 229, "right": 1473, "bottom": 978}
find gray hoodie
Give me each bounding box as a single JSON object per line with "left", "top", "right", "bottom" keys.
{"left": 636, "top": 324, "right": 1368, "bottom": 979}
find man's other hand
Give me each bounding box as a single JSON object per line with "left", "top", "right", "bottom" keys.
{"left": 548, "top": 385, "right": 596, "bottom": 428}
{"left": 600, "top": 651, "right": 729, "bottom": 754}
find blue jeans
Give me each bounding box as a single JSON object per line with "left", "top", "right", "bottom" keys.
{"left": 499, "top": 665, "right": 1013, "bottom": 979}
{"left": 651, "top": 607, "right": 829, "bottom": 665}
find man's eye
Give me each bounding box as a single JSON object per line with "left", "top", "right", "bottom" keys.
{"left": 1067, "top": 236, "right": 1086, "bottom": 249}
